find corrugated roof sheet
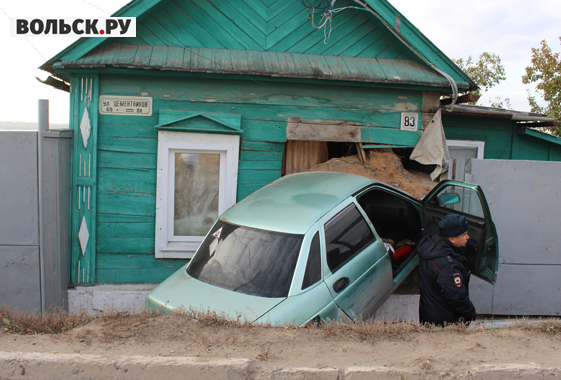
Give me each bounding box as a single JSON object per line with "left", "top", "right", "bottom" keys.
{"left": 447, "top": 105, "right": 556, "bottom": 122}
{"left": 53, "top": 43, "right": 450, "bottom": 87}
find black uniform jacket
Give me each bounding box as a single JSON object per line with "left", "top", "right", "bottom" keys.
{"left": 417, "top": 234, "right": 476, "bottom": 326}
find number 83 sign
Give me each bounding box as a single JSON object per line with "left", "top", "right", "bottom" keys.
{"left": 401, "top": 112, "right": 419, "bottom": 131}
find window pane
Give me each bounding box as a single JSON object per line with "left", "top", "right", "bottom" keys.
{"left": 302, "top": 232, "right": 321, "bottom": 290}
{"left": 325, "top": 204, "right": 375, "bottom": 273}
{"left": 188, "top": 221, "right": 303, "bottom": 298}
{"left": 174, "top": 153, "right": 220, "bottom": 236}
{"left": 437, "top": 186, "right": 484, "bottom": 218}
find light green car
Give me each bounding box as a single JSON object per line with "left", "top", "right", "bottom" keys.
{"left": 146, "top": 172, "right": 498, "bottom": 326}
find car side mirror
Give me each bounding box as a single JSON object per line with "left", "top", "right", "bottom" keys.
{"left": 438, "top": 193, "right": 460, "bottom": 206}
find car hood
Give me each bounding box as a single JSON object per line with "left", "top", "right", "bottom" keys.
{"left": 146, "top": 265, "right": 285, "bottom": 322}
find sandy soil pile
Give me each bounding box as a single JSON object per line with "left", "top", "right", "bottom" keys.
{"left": 307, "top": 150, "right": 434, "bottom": 199}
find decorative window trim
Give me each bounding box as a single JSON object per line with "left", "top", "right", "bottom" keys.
{"left": 155, "top": 131, "right": 239, "bottom": 259}
{"left": 447, "top": 140, "right": 485, "bottom": 159}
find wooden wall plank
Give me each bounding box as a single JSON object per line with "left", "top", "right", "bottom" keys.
{"left": 319, "top": 18, "right": 370, "bottom": 56}
{"left": 517, "top": 136, "right": 552, "bottom": 161}
{"left": 442, "top": 116, "right": 514, "bottom": 159}
{"left": 150, "top": 11, "right": 204, "bottom": 47}
{"left": 238, "top": 0, "right": 268, "bottom": 23}
{"left": 195, "top": 0, "right": 266, "bottom": 49}
{"left": 237, "top": 183, "right": 267, "bottom": 201}
{"left": 134, "top": 23, "right": 168, "bottom": 46}
{"left": 98, "top": 238, "right": 155, "bottom": 254}
{"left": 97, "top": 192, "right": 156, "bottom": 217}
{"left": 239, "top": 160, "right": 283, "bottom": 170}
{"left": 361, "top": 127, "right": 420, "bottom": 146}
{"left": 240, "top": 150, "right": 283, "bottom": 161}
{"left": 173, "top": 0, "right": 247, "bottom": 50}
{"left": 238, "top": 168, "right": 282, "bottom": 185}
{"left": 338, "top": 24, "right": 380, "bottom": 57}
{"left": 97, "top": 174, "right": 156, "bottom": 196}
{"left": 97, "top": 222, "right": 155, "bottom": 238}
{"left": 97, "top": 214, "right": 155, "bottom": 223}
{"left": 283, "top": 140, "right": 329, "bottom": 175}
{"left": 287, "top": 119, "right": 361, "bottom": 142}
{"left": 163, "top": 2, "right": 225, "bottom": 48}
{"left": 98, "top": 152, "right": 157, "bottom": 170}
{"left": 98, "top": 137, "right": 158, "bottom": 154}
{"left": 268, "top": 2, "right": 320, "bottom": 50}
{"left": 241, "top": 140, "right": 284, "bottom": 152}
{"left": 97, "top": 253, "right": 186, "bottom": 269}
{"left": 305, "top": 11, "right": 366, "bottom": 55}
{"left": 242, "top": 120, "right": 286, "bottom": 143}
{"left": 141, "top": 16, "right": 185, "bottom": 47}
{"left": 95, "top": 268, "right": 185, "bottom": 284}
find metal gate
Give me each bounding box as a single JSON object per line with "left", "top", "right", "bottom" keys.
{"left": 0, "top": 101, "right": 72, "bottom": 313}
{"left": 452, "top": 158, "right": 561, "bottom": 316}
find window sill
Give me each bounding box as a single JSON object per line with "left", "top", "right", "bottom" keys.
{"left": 155, "top": 241, "right": 203, "bottom": 259}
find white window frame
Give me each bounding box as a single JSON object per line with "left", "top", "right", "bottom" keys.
{"left": 446, "top": 140, "right": 485, "bottom": 159}
{"left": 155, "top": 131, "right": 239, "bottom": 259}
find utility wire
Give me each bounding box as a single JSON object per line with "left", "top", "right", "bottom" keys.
{"left": 300, "top": 0, "right": 332, "bottom": 12}
{"left": 0, "top": 4, "right": 47, "bottom": 60}
{"left": 78, "top": 0, "right": 111, "bottom": 15}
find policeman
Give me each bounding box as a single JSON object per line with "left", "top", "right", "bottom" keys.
{"left": 418, "top": 214, "right": 476, "bottom": 326}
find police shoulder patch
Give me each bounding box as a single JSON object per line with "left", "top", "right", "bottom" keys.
{"left": 453, "top": 273, "right": 462, "bottom": 287}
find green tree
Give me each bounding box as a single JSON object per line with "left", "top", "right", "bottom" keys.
{"left": 453, "top": 52, "right": 510, "bottom": 107}
{"left": 522, "top": 37, "right": 561, "bottom": 136}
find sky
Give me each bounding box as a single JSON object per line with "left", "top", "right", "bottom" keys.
{"left": 0, "top": 0, "right": 559, "bottom": 124}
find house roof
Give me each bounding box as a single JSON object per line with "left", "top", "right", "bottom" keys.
{"left": 443, "top": 104, "right": 561, "bottom": 146}
{"left": 52, "top": 43, "right": 451, "bottom": 87}
{"left": 444, "top": 104, "right": 556, "bottom": 123}
{"left": 517, "top": 128, "right": 561, "bottom": 146}
{"left": 39, "top": 0, "right": 475, "bottom": 92}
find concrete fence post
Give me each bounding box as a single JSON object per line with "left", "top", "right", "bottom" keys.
{"left": 39, "top": 99, "right": 73, "bottom": 312}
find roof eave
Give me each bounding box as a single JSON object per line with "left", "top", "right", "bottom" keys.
{"left": 359, "top": 0, "right": 478, "bottom": 92}
{"left": 51, "top": 44, "right": 462, "bottom": 89}
{"left": 443, "top": 104, "right": 555, "bottom": 123}
{"left": 39, "top": 0, "right": 169, "bottom": 75}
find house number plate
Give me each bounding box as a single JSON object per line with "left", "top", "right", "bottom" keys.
{"left": 401, "top": 112, "right": 419, "bottom": 131}
{"left": 99, "top": 96, "right": 153, "bottom": 116}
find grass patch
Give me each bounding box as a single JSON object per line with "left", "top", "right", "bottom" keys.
{"left": 513, "top": 318, "right": 561, "bottom": 335}
{"left": 3, "top": 302, "right": 560, "bottom": 340}
{"left": 0, "top": 304, "right": 91, "bottom": 335}
{"left": 319, "top": 319, "right": 421, "bottom": 341}
{"left": 175, "top": 306, "right": 259, "bottom": 328}
{"left": 316, "top": 319, "right": 474, "bottom": 341}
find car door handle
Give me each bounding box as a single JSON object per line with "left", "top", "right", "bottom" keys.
{"left": 333, "top": 277, "right": 350, "bottom": 293}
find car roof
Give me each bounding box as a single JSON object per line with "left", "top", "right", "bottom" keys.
{"left": 221, "top": 172, "right": 375, "bottom": 234}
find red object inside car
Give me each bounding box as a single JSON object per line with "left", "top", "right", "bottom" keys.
{"left": 392, "top": 245, "right": 412, "bottom": 262}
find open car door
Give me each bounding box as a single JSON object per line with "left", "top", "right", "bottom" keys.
{"left": 422, "top": 180, "right": 499, "bottom": 284}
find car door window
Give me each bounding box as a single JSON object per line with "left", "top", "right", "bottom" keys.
{"left": 302, "top": 232, "right": 321, "bottom": 290}
{"left": 435, "top": 186, "right": 484, "bottom": 218}
{"left": 424, "top": 183, "right": 498, "bottom": 283}
{"left": 324, "top": 204, "right": 375, "bottom": 273}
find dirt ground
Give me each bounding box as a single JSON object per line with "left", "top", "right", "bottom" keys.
{"left": 2, "top": 314, "right": 561, "bottom": 375}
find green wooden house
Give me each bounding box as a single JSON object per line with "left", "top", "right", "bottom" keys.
{"left": 442, "top": 105, "right": 561, "bottom": 161}
{"left": 39, "top": 0, "right": 559, "bottom": 294}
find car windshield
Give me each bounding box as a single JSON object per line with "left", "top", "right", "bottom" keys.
{"left": 187, "top": 221, "right": 303, "bottom": 298}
